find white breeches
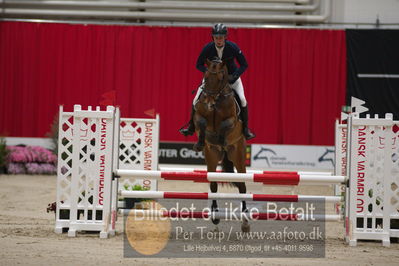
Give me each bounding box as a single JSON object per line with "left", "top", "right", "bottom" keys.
{"left": 193, "top": 77, "right": 248, "bottom": 107}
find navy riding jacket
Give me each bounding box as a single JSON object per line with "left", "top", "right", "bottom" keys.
{"left": 196, "top": 40, "right": 248, "bottom": 81}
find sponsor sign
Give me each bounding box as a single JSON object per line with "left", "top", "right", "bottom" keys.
{"left": 159, "top": 142, "right": 251, "bottom": 166}
{"left": 159, "top": 142, "right": 205, "bottom": 165}
{"left": 251, "top": 144, "right": 334, "bottom": 170}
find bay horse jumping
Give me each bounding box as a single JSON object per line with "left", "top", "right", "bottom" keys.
{"left": 193, "top": 58, "right": 249, "bottom": 232}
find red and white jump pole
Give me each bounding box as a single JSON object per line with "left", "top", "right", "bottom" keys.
{"left": 160, "top": 167, "right": 333, "bottom": 176}
{"left": 115, "top": 169, "right": 346, "bottom": 185}
{"left": 123, "top": 210, "right": 342, "bottom": 222}
{"left": 120, "top": 190, "right": 342, "bottom": 203}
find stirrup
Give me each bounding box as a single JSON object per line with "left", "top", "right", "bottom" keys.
{"left": 179, "top": 123, "right": 195, "bottom": 136}
{"left": 244, "top": 128, "right": 256, "bottom": 140}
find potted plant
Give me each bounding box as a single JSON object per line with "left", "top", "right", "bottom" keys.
{"left": 123, "top": 184, "right": 151, "bottom": 209}
{"left": 0, "top": 137, "right": 9, "bottom": 174}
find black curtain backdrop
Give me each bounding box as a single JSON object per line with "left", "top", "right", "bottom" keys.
{"left": 346, "top": 29, "right": 399, "bottom": 118}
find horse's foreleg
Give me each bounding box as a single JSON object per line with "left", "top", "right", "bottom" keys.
{"left": 193, "top": 116, "right": 206, "bottom": 152}
{"left": 207, "top": 154, "right": 219, "bottom": 218}
{"left": 219, "top": 118, "right": 234, "bottom": 145}
{"left": 205, "top": 146, "right": 222, "bottom": 225}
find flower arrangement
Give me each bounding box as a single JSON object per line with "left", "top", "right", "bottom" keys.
{"left": 25, "top": 163, "right": 57, "bottom": 175}
{"left": 6, "top": 145, "right": 57, "bottom": 175}
{"left": 7, "top": 146, "right": 57, "bottom": 163}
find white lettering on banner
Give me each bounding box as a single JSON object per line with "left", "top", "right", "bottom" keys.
{"left": 159, "top": 149, "right": 178, "bottom": 158}
{"left": 99, "top": 154, "right": 105, "bottom": 205}
{"left": 356, "top": 126, "right": 366, "bottom": 213}
{"left": 100, "top": 118, "right": 107, "bottom": 150}
{"left": 180, "top": 148, "right": 204, "bottom": 159}
{"left": 144, "top": 122, "right": 153, "bottom": 170}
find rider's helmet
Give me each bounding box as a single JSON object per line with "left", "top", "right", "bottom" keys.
{"left": 211, "top": 23, "right": 228, "bottom": 36}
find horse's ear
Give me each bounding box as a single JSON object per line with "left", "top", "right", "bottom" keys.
{"left": 206, "top": 59, "right": 212, "bottom": 67}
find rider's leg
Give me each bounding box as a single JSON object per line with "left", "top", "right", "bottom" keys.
{"left": 231, "top": 78, "right": 256, "bottom": 140}
{"left": 179, "top": 85, "right": 202, "bottom": 136}
{"left": 179, "top": 105, "right": 196, "bottom": 136}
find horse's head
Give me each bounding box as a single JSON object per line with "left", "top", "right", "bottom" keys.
{"left": 202, "top": 59, "right": 229, "bottom": 109}
{"left": 204, "top": 58, "right": 227, "bottom": 86}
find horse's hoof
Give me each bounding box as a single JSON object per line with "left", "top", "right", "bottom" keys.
{"left": 193, "top": 143, "right": 204, "bottom": 152}
{"left": 212, "top": 227, "right": 220, "bottom": 232}
{"left": 241, "top": 223, "right": 250, "bottom": 233}
{"left": 212, "top": 218, "right": 220, "bottom": 225}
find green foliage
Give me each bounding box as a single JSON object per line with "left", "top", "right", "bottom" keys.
{"left": 123, "top": 184, "right": 150, "bottom": 192}
{"left": 0, "top": 137, "right": 9, "bottom": 168}
{"left": 124, "top": 184, "right": 151, "bottom": 202}
{"left": 46, "top": 112, "right": 59, "bottom": 155}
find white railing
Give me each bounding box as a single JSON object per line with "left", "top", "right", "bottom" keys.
{"left": 1, "top": 0, "right": 330, "bottom": 25}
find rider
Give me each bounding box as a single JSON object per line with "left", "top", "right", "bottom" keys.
{"left": 179, "top": 23, "right": 256, "bottom": 140}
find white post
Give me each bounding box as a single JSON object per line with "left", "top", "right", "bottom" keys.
{"left": 67, "top": 105, "right": 82, "bottom": 237}
{"left": 109, "top": 107, "right": 121, "bottom": 236}
{"left": 347, "top": 113, "right": 393, "bottom": 246}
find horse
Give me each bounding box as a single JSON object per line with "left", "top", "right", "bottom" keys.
{"left": 193, "top": 58, "right": 249, "bottom": 232}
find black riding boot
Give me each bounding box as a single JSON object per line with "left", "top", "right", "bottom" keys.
{"left": 179, "top": 106, "right": 196, "bottom": 136}
{"left": 240, "top": 106, "right": 256, "bottom": 140}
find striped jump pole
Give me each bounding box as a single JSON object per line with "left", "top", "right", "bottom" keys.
{"left": 122, "top": 210, "right": 342, "bottom": 222}
{"left": 115, "top": 169, "right": 346, "bottom": 185}
{"left": 120, "top": 190, "right": 342, "bottom": 203}
{"left": 160, "top": 167, "right": 333, "bottom": 176}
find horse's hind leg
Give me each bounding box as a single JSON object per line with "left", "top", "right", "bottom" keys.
{"left": 205, "top": 146, "right": 222, "bottom": 225}
{"left": 228, "top": 145, "right": 250, "bottom": 232}
{"left": 221, "top": 152, "right": 234, "bottom": 173}
{"left": 233, "top": 182, "right": 247, "bottom": 212}
{"left": 234, "top": 161, "right": 248, "bottom": 213}
{"left": 210, "top": 181, "right": 220, "bottom": 225}
{"left": 233, "top": 181, "right": 250, "bottom": 233}
{"left": 227, "top": 146, "right": 247, "bottom": 212}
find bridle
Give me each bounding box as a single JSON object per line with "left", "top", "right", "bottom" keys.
{"left": 203, "top": 67, "right": 233, "bottom": 98}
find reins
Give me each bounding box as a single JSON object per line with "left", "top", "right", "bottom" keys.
{"left": 202, "top": 68, "right": 232, "bottom": 98}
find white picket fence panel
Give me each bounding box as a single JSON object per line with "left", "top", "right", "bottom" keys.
{"left": 55, "top": 105, "right": 159, "bottom": 238}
